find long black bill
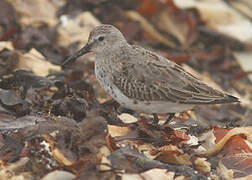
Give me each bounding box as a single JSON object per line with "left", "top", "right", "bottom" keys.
{"left": 61, "top": 44, "right": 91, "bottom": 67}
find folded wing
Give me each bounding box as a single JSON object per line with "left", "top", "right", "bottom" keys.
{"left": 112, "top": 46, "right": 238, "bottom": 104}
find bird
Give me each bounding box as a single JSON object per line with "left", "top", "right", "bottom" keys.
{"left": 62, "top": 24, "right": 239, "bottom": 125}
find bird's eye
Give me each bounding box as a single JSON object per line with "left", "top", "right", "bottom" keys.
{"left": 98, "top": 36, "right": 104, "bottom": 41}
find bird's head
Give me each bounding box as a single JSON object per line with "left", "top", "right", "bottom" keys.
{"left": 62, "top": 24, "right": 127, "bottom": 67}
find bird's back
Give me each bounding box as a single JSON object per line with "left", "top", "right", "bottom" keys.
{"left": 111, "top": 44, "right": 239, "bottom": 105}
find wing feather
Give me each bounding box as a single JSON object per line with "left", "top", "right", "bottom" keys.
{"left": 112, "top": 46, "right": 238, "bottom": 104}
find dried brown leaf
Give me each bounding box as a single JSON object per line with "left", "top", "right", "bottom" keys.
{"left": 125, "top": 11, "right": 176, "bottom": 48}
{"left": 57, "top": 12, "right": 100, "bottom": 48}
{"left": 8, "top": 0, "right": 57, "bottom": 27}
{"left": 15, "top": 48, "right": 61, "bottom": 76}
{"left": 194, "top": 157, "right": 211, "bottom": 173}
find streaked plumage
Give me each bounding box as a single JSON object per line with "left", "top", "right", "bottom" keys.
{"left": 62, "top": 24, "right": 239, "bottom": 124}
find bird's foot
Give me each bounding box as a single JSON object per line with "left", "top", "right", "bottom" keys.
{"left": 152, "top": 113, "right": 175, "bottom": 125}
{"left": 163, "top": 113, "right": 175, "bottom": 125}
{"left": 152, "top": 113, "right": 159, "bottom": 124}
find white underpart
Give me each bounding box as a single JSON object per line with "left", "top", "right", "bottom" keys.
{"left": 110, "top": 84, "right": 194, "bottom": 113}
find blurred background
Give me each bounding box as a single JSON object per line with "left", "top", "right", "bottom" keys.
{"left": 1, "top": 0, "right": 251, "bottom": 122}
{"left": 1, "top": 0, "right": 252, "bottom": 88}
{"left": 0, "top": 0, "right": 252, "bottom": 179}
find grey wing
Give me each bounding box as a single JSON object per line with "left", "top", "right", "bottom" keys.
{"left": 113, "top": 49, "right": 238, "bottom": 104}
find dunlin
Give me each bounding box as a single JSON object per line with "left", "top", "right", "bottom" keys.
{"left": 62, "top": 24, "right": 239, "bottom": 124}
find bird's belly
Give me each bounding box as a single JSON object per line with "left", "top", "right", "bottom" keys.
{"left": 110, "top": 84, "right": 194, "bottom": 113}
{"left": 96, "top": 71, "right": 194, "bottom": 113}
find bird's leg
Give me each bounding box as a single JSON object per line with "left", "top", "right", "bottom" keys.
{"left": 152, "top": 113, "right": 159, "bottom": 124}
{"left": 163, "top": 113, "right": 175, "bottom": 125}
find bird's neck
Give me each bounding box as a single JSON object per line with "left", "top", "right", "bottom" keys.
{"left": 96, "top": 43, "right": 131, "bottom": 63}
